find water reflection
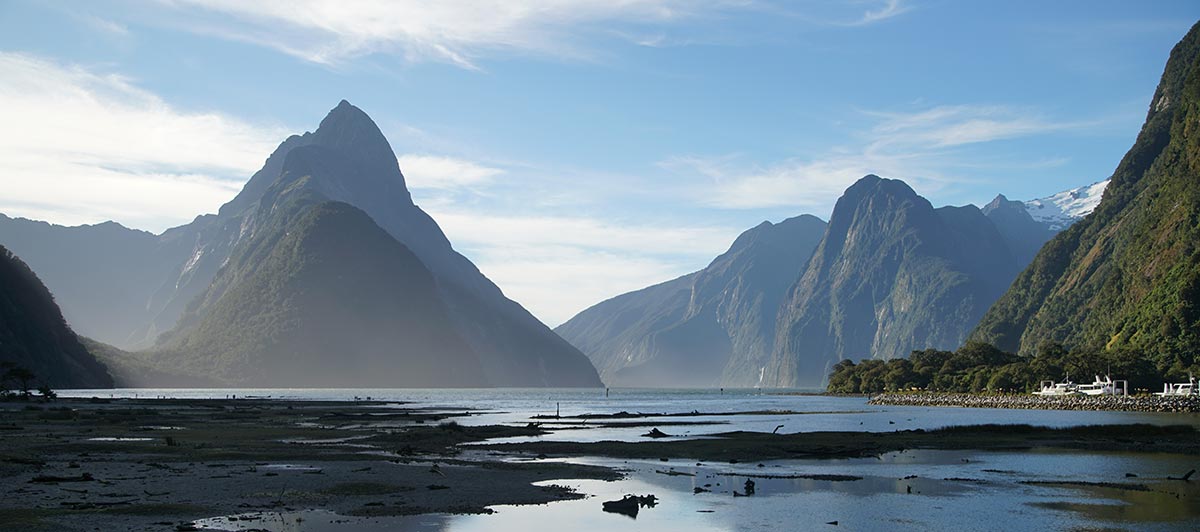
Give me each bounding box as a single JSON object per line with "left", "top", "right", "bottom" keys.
{"left": 195, "top": 449, "right": 1200, "bottom": 531}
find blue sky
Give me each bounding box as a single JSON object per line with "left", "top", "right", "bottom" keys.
{"left": 1, "top": 1, "right": 1197, "bottom": 325}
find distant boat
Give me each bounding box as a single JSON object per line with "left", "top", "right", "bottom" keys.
{"left": 1034, "top": 375, "right": 1126, "bottom": 396}
{"left": 1033, "top": 378, "right": 1077, "bottom": 396}
{"left": 1155, "top": 375, "right": 1197, "bottom": 397}
{"left": 1075, "top": 375, "right": 1125, "bottom": 396}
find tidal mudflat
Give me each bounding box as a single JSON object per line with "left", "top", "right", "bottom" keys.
{"left": 2, "top": 393, "right": 1199, "bottom": 531}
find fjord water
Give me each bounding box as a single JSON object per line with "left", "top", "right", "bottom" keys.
{"left": 59, "top": 387, "right": 1200, "bottom": 434}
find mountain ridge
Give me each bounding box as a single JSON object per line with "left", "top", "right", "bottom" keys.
{"left": 970, "top": 21, "right": 1200, "bottom": 374}
{"left": 764, "top": 175, "right": 1020, "bottom": 388}
{"left": 556, "top": 214, "right": 827, "bottom": 387}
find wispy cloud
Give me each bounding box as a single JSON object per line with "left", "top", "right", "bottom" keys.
{"left": 674, "top": 103, "right": 1087, "bottom": 212}
{"left": 854, "top": 0, "right": 910, "bottom": 26}
{"left": 0, "top": 52, "right": 287, "bottom": 232}
{"left": 663, "top": 153, "right": 910, "bottom": 211}
{"left": 74, "top": 12, "right": 132, "bottom": 37}
{"left": 154, "top": 0, "right": 746, "bottom": 68}
{"left": 140, "top": 1, "right": 912, "bottom": 68}
{"left": 867, "top": 105, "right": 1078, "bottom": 148}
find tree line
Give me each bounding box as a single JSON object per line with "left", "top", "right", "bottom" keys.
{"left": 0, "top": 361, "right": 56, "bottom": 400}
{"left": 827, "top": 341, "right": 1196, "bottom": 394}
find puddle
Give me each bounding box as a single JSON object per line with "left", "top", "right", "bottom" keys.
{"left": 1026, "top": 479, "right": 1200, "bottom": 523}
{"left": 260, "top": 464, "right": 323, "bottom": 472}
{"left": 280, "top": 435, "right": 374, "bottom": 445}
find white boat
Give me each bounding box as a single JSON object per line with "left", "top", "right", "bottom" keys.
{"left": 1155, "top": 375, "right": 1197, "bottom": 397}
{"left": 1075, "top": 375, "right": 1125, "bottom": 396}
{"left": 1033, "top": 379, "right": 1077, "bottom": 396}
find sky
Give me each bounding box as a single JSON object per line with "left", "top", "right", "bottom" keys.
{"left": 1, "top": 1, "right": 1198, "bottom": 326}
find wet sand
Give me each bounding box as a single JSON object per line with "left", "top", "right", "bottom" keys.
{"left": 0, "top": 398, "right": 616, "bottom": 531}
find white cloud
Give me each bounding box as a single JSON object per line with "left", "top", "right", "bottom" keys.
{"left": 853, "top": 0, "right": 909, "bottom": 26}
{"left": 421, "top": 207, "right": 738, "bottom": 324}
{"left": 157, "top": 0, "right": 744, "bottom": 68}
{"left": 868, "top": 105, "right": 1075, "bottom": 148}
{"left": 397, "top": 154, "right": 505, "bottom": 191}
{"left": 429, "top": 209, "right": 734, "bottom": 255}
{"left": 0, "top": 53, "right": 288, "bottom": 232}
{"left": 471, "top": 247, "right": 693, "bottom": 327}
{"left": 665, "top": 154, "right": 906, "bottom": 211}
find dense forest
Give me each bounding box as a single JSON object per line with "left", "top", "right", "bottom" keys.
{"left": 0, "top": 244, "right": 112, "bottom": 389}
{"left": 826, "top": 341, "right": 1193, "bottom": 394}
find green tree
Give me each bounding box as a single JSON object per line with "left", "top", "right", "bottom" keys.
{"left": 5, "top": 366, "right": 36, "bottom": 397}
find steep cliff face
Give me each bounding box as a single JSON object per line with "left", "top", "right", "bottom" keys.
{"left": 556, "top": 215, "right": 827, "bottom": 387}
{"left": 765, "top": 176, "right": 1018, "bottom": 388}
{"left": 972, "top": 22, "right": 1200, "bottom": 373}
{"left": 0, "top": 245, "right": 113, "bottom": 388}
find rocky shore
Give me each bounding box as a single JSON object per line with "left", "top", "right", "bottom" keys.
{"left": 868, "top": 392, "right": 1200, "bottom": 412}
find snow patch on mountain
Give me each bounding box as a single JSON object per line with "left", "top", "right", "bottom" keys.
{"left": 1023, "top": 179, "right": 1109, "bottom": 231}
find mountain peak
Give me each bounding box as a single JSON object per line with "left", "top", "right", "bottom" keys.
{"left": 219, "top": 101, "right": 409, "bottom": 217}
{"left": 850, "top": 174, "right": 882, "bottom": 188}
{"left": 831, "top": 176, "right": 922, "bottom": 223}
{"left": 845, "top": 174, "right": 915, "bottom": 198}
{"left": 318, "top": 100, "right": 372, "bottom": 130}
{"left": 311, "top": 101, "right": 397, "bottom": 169}
{"left": 982, "top": 194, "right": 1019, "bottom": 215}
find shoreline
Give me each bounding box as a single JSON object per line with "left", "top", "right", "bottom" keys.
{"left": 867, "top": 392, "right": 1200, "bottom": 412}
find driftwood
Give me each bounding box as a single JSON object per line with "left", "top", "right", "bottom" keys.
{"left": 1168, "top": 469, "right": 1196, "bottom": 481}
{"left": 641, "top": 428, "right": 670, "bottom": 439}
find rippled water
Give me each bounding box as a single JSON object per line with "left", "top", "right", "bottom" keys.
{"left": 58, "top": 388, "right": 1200, "bottom": 530}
